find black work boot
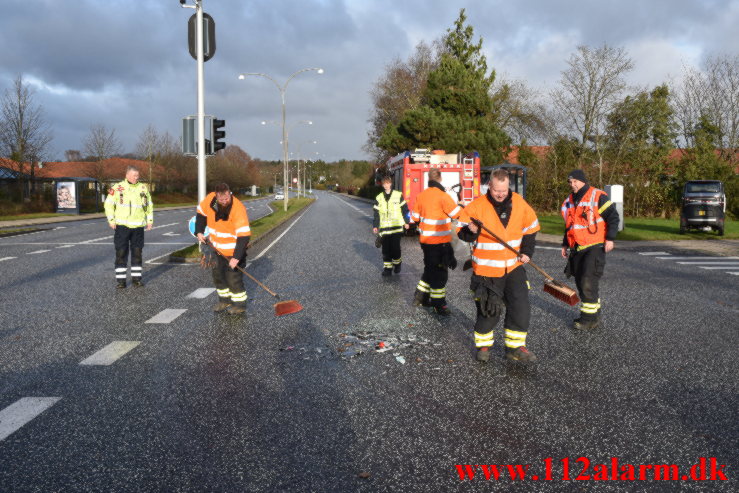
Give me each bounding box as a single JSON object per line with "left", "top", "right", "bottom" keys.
{"left": 505, "top": 346, "right": 537, "bottom": 363}
{"left": 476, "top": 347, "right": 491, "bottom": 362}
{"left": 434, "top": 305, "right": 450, "bottom": 316}
{"left": 227, "top": 304, "right": 246, "bottom": 315}
{"left": 573, "top": 317, "right": 599, "bottom": 330}
{"left": 132, "top": 279, "right": 144, "bottom": 287}
{"left": 116, "top": 280, "right": 127, "bottom": 289}
{"left": 213, "top": 300, "right": 231, "bottom": 312}
{"left": 393, "top": 263, "right": 401, "bottom": 273}
{"left": 413, "top": 290, "right": 429, "bottom": 306}
{"left": 382, "top": 268, "right": 393, "bottom": 277}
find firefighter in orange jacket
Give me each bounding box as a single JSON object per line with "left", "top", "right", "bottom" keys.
{"left": 560, "top": 169, "right": 619, "bottom": 330}
{"left": 458, "top": 169, "right": 540, "bottom": 363}
{"left": 195, "top": 183, "right": 251, "bottom": 315}
{"left": 410, "top": 169, "right": 463, "bottom": 316}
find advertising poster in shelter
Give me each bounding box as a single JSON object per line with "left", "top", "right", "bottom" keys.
{"left": 56, "top": 181, "right": 79, "bottom": 213}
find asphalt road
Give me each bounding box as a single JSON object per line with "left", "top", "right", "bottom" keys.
{"left": 0, "top": 191, "right": 737, "bottom": 492}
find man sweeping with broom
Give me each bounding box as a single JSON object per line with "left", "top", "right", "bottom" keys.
{"left": 195, "top": 183, "right": 251, "bottom": 316}
{"left": 457, "top": 169, "right": 540, "bottom": 363}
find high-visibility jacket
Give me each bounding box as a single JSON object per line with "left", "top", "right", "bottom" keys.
{"left": 458, "top": 192, "right": 540, "bottom": 277}
{"left": 561, "top": 187, "right": 610, "bottom": 249}
{"left": 104, "top": 180, "right": 153, "bottom": 228}
{"left": 374, "top": 190, "right": 406, "bottom": 235}
{"left": 197, "top": 192, "right": 251, "bottom": 257}
{"left": 410, "top": 184, "right": 462, "bottom": 245}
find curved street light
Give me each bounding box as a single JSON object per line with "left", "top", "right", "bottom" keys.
{"left": 238, "top": 68, "right": 323, "bottom": 210}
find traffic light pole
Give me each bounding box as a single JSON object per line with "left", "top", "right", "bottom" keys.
{"left": 181, "top": 0, "right": 207, "bottom": 203}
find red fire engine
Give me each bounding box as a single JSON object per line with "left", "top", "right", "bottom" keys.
{"left": 385, "top": 149, "right": 481, "bottom": 213}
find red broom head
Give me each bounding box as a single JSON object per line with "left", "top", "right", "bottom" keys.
{"left": 275, "top": 300, "right": 303, "bottom": 316}
{"left": 542, "top": 281, "right": 580, "bottom": 306}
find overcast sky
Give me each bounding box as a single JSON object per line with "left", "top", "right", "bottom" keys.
{"left": 1, "top": 0, "right": 737, "bottom": 162}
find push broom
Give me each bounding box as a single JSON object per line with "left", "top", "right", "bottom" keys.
{"left": 203, "top": 238, "right": 303, "bottom": 316}
{"left": 468, "top": 218, "right": 580, "bottom": 306}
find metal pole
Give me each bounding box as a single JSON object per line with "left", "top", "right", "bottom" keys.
{"left": 281, "top": 90, "right": 288, "bottom": 211}
{"left": 195, "top": 1, "right": 206, "bottom": 202}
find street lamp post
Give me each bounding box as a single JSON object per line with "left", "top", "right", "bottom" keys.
{"left": 238, "top": 68, "right": 323, "bottom": 211}
{"left": 294, "top": 140, "right": 318, "bottom": 197}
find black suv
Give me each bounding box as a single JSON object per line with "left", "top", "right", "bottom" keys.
{"left": 679, "top": 180, "right": 726, "bottom": 235}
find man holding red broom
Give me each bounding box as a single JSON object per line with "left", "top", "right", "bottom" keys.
{"left": 195, "top": 183, "right": 251, "bottom": 316}
{"left": 560, "top": 169, "right": 619, "bottom": 330}
{"left": 458, "top": 169, "right": 540, "bottom": 363}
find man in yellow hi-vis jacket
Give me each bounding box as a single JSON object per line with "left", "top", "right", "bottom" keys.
{"left": 104, "top": 166, "right": 153, "bottom": 288}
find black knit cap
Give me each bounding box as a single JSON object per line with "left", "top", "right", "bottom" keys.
{"left": 567, "top": 169, "right": 587, "bottom": 183}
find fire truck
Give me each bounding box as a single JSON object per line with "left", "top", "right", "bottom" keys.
{"left": 385, "top": 149, "right": 481, "bottom": 214}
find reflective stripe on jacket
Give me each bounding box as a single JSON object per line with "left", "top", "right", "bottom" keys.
{"left": 197, "top": 192, "right": 251, "bottom": 257}
{"left": 411, "top": 186, "right": 462, "bottom": 245}
{"left": 104, "top": 180, "right": 153, "bottom": 227}
{"left": 561, "top": 187, "right": 609, "bottom": 249}
{"left": 458, "top": 192, "right": 540, "bottom": 277}
{"left": 374, "top": 190, "right": 406, "bottom": 235}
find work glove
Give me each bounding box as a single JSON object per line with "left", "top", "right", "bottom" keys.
{"left": 442, "top": 242, "right": 458, "bottom": 270}
{"left": 375, "top": 235, "right": 382, "bottom": 248}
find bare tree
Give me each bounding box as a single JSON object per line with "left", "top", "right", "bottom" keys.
{"left": 83, "top": 123, "right": 122, "bottom": 161}
{"left": 550, "top": 44, "right": 634, "bottom": 180}
{"left": 365, "top": 41, "right": 441, "bottom": 163}
{"left": 64, "top": 149, "right": 82, "bottom": 161}
{"left": 0, "top": 74, "right": 53, "bottom": 197}
{"left": 674, "top": 54, "right": 739, "bottom": 164}
{"left": 490, "top": 76, "right": 551, "bottom": 145}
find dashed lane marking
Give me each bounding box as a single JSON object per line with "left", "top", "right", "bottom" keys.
{"left": 251, "top": 208, "right": 311, "bottom": 261}
{"left": 677, "top": 262, "right": 739, "bottom": 265}
{"left": 656, "top": 256, "right": 739, "bottom": 260}
{"left": 80, "top": 341, "right": 141, "bottom": 366}
{"left": 0, "top": 257, "right": 17, "bottom": 262}
{"left": 145, "top": 309, "right": 187, "bottom": 324}
{"left": 56, "top": 245, "right": 74, "bottom": 248}
{"left": 729, "top": 272, "right": 739, "bottom": 276}
{"left": 0, "top": 397, "right": 62, "bottom": 441}
{"left": 639, "top": 251, "right": 671, "bottom": 256}
{"left": 187, "top": 288, "right": 216, "bottom": 299}
{"left": 27, "top": 250, "right": 51, "bottom": 254}
{"left": 699, "top": 266, "right": 739, "bottom": 270}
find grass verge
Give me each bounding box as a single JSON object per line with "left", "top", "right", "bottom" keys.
{"left": 538, "top": 214, "right": 738, "bottom": 240}
{"left": 170, "top": 197, "right": 314, "bottom": 259}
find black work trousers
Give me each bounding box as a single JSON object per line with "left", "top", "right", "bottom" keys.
{"left": 473, "top": 266, "right": 531, "bottom": 333}
{"left": 212, "top": 254, "right": 247, "bottom": 307}
{"left": 416, "top": 243, "right": 449, "bottom": 307}
{"left": 114, "top": 226, "right": 144, "bottom": 280}
{"left": 381, "top": 232, "right": 402, "bottom": 268}
{"left": 569, "top": 245, "right": 606, "bottom": 321}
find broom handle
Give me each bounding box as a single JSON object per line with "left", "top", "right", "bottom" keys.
{"left": 204, "top": 238, "right": 279, "bottom": 298}
{"left": 471, "top": 218, "right": 555, "bottom": 282}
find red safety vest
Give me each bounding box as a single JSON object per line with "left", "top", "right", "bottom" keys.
{"left": 561, "top": 187, "right": 609, "bottom": 248}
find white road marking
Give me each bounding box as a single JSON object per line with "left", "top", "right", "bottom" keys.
{"left": 538, "top": 246, "right": 560, "bottom": 250}
{"left": 728, "top": 272, "right": 739, "bottom": 276}
{"left": 252, "top": 208, "right": 311, "bottom": 261}
{"left": 187, "top": 288, "right": 216, "bottom": 299}
{"left": 657, "top": 256, "right": 739, "bottom": 260}
{"left": 0, "top": 397, "right": 61, "bottom": 441}
{"left": 145, "top": 309, "right": 187, "bottom": 324}
{"left": 79, "top": 341, "right": 140, "bottom": 366}
{"left": 335, "top": 196, "right": 371, "bottom": 217}
{"left": 678, "top": 262, "right": 739, "bottom": 265}
{"left": 639, "top": 251, "right": 670, "bottom": 256}
{"left": 0, "top": 257, "right": 17, "bottom": 262}
{"left": 699, "top": 266, "right": 739, "bottom": 270}
{"left": 27, "top": 250, "right": 51, "bottom": 254}
{"left": 151, "top": 222, "right": 179, "bottom": 230}
{"left": 79, "top": 234, "right": 112, "bottom": 244}
{"left": 56, "top": 245, "right": 74, "bottom": 248}
{"left": 162, "top": 232, "right": 180, "bottom": 236}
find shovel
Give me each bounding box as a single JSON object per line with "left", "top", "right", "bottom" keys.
{"left": 203, "top": 238, "right": 303, "bottom": 316}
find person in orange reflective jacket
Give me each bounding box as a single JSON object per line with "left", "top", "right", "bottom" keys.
{"left": 410, "top": 169, "right": 463, "bottom": 316}
{"left": 195, "top": 183, "right": 251, "bottom": 316}
{"left": 559, "top": 169, "right": 619, "bottom": 330}
{"left": 458, "top": 169, "right": 540, "bottom": 363}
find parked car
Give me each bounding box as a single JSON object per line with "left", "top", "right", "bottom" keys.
{"left": 274, "top": 193, "right": 284, "bottom": 200}
{"left": 679, "top": 180, "right": 726, "bottom": 235}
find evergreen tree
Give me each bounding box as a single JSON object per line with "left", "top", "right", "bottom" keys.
{"left": 378, "top": 9, "right": 510, "bottom": 165}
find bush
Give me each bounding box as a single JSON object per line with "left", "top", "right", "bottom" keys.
{"left": 725, "top": 174, "right": 739, "bottom": 219}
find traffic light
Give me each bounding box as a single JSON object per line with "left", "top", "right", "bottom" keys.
{"left": 212, "top": 118, "right": 226, "bottom": 153}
